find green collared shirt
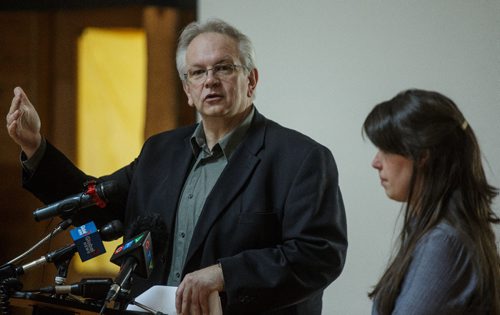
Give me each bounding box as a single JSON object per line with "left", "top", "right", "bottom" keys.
{"left": 167, "top": 108, "right": 254, "bottom": 285}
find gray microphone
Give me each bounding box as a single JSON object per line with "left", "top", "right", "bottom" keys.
{"left": 17, "top": 220, "right": 123, "bottom": 275}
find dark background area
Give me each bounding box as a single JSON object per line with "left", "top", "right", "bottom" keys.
{"left": 0, "top": 2, "right": 196, "bottom": 291}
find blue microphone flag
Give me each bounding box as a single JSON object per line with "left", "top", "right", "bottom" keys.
{"left": 70, "top": 221, "right": 106, "bottom": 262}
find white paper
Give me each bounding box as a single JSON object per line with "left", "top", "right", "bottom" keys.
{"left": 126, "top": 285, "right": 222, "bottom": 315}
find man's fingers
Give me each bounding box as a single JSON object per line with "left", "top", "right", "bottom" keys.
{"left": 190, "top": 299, "right": 201, "bottom": 315}
{"left": 181, "top": 287, "right": 192, "bottom": 315}
{"left": 9, "top": 92, "right": 21, "bottom": 116}
{"left": 14, "top": 87, "right": 27, "bottom": 103}
{"left": 6, "top": 120, "right": 18, "bottom": 139}
{"left": 189, "top": 289, "right": 203, "bottom": 315}
{"left": 175, "top": 286, "right": 184, "bottom": 314}
{"left": 199, "top": 291, "right": 210, "bottom": 315}
{"left": 6, "top": 109, "right": 19, "bottom": 126}
{"left": 8, "top": 87, "right": 29, "bottom": 127}
{"left": 182, "top": 287, "right": 211, "bottom": 315}
{"left": 12, "top": 87, "right": 34, "bottom": 112}
{"left": 6, "top": 109, "right": 22, "bottom": 139}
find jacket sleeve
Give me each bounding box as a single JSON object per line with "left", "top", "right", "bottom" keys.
{"left": 22, "top": 140, "right": 129, "bottom": 227}
{"left": 391, "top": 227, "right": 477, "bottom": 315}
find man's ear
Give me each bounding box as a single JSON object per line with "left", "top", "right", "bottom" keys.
{"left": 247, "top": 68, "right": 258, "bottom": 98}
{"left": 182, "top": 81, "right": 194, "bottom": 106}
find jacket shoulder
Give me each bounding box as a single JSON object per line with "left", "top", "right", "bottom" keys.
{"left": 142, "top": 124, "right": 196, "bottom": 148}
{"left": 260, "top": 116, "right": 331, "bottom": 155}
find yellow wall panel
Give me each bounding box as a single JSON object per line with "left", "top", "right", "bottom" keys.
{"left": 76, "top": 28, "right": 146, "bottom": 274}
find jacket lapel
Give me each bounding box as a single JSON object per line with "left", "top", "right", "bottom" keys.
{"left": 184, "top": 111, "right": 267, "bottom": 265}
{"left": 157, "top": 132, "right": 196, "bottom": 237}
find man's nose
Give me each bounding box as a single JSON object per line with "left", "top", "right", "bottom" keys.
{"left": 204, "top": 69, "right": 220, "bottom": 87}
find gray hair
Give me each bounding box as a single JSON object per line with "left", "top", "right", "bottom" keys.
{"left": 176, "top": 18, "right": 257, "bottom": 80}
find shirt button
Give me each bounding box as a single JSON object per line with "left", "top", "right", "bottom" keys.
{"left": 188, "top": 193, "right": 193, "bottom": 199}
{"left": 176, "top": 272, "right": 180, "bottom": 278}
{"left": 180, "top": 232, "right": 185, "bottom": 238}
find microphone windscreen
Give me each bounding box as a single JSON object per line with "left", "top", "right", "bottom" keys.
{"left": 125, "top": 213, "right": 168, "bottom": 256}
{"left": 96, "top": 180, "right": 119, "bottom": 201}
{"left": 99, "top": 220, "right": 123, "bottom": 241}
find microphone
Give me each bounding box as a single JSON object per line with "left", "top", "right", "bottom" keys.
{"left": 33, "top": 180, "right": 119, "bottom": 222}
{"left": 124, "top": 213, "right": 169, "bottom": 260}
{"left": 105, "top": 231, "right": 152, "bottom": 302}
{"left": 39, "top": 278, "right": 113, "bottom": 299}
{"left": 15, "top": 220, "right": 123, "bottom": 276}
{"left": 104, "top": 214, "right": 168, "bottom": 303}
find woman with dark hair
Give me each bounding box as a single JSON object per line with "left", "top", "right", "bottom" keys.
{"left": 363, "top": 89, "right": 500, "bottom": 315}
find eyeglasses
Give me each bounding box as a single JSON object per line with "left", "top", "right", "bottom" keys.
{"left": 184, "top": 64, "right": 246, "bottom": 85}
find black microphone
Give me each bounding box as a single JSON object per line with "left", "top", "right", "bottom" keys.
{"left": 104, "top": 214, "right": 168, "bottom": 303}
{"left": 124, "top": 214, "right": 169, "bottom": 257}
{"left": 117, "top": 214, "right": 169, "bottom": 279}
{"left": 105, "top": 231, "right": 152, "bottom": 302}
{"left": 33, "top": 180, "right": 119, "bottom": 222}
{"left": 39, "top": 278, "right": 113, "bottom": 299}
{"left": 15, "top": 220, "right": 123, "bottom": 276}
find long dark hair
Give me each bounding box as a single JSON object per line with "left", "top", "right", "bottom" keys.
{"left": 363, "top": 89, "right": 499, "bottom": 314}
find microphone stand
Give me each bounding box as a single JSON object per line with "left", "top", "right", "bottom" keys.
{"left": 4, "top": 218, "right": 73, "bottom": 266}
{"left": 53, "top": 255, "right": 73, "bottom": 287}
{"left": 114, "top": 276, "right": 132, "bottom": 311}
{"left": 99, "top": 260, "right": 136, "bottom": 315}
{"left": 0, "top": 218, "right": 74, "bottom": 312}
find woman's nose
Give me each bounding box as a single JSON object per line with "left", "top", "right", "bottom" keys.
{"left": 371, "top": 151, "right": 382, "bottom": 170}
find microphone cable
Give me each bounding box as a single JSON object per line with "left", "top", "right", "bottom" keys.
{"left": 0, "top": 278, "right": 22, "bottom": 315}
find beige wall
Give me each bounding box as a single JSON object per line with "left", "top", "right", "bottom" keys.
{"left": 199, "top": 1, "right": 500, "bottom": 314}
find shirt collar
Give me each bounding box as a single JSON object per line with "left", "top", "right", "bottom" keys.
{"left": 190, "top": 106, "right": 255, "bottom": 159}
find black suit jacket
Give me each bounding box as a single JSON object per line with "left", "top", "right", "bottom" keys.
{"left": 24, "top": 109, "right": 347, "bottom": 314}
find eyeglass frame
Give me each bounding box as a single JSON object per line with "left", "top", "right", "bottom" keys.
{"left": 183, "top": 63, "right": 247, "bottom": 85}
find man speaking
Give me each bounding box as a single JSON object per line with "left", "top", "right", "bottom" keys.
{"left": 6, "top": 18, "right": 347, "bottom": 315}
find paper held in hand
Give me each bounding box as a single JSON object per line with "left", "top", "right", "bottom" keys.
{"left": 126, "top": 285, "right": 222, "bottom": 315}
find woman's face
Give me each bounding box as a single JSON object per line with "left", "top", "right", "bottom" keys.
{"left": 371, "top": 150, "right": 414, "bottom": 202}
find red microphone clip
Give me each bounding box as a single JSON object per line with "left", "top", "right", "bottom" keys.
{"left": 85, "top": 181, "right": 107, "bottom": 208}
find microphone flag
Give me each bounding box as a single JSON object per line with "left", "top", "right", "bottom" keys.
{"left": 110, "top": 231, "right": 153, "bottom": 278}
{"left": 70, "top": 221, "right": 106, "bottom": 262}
